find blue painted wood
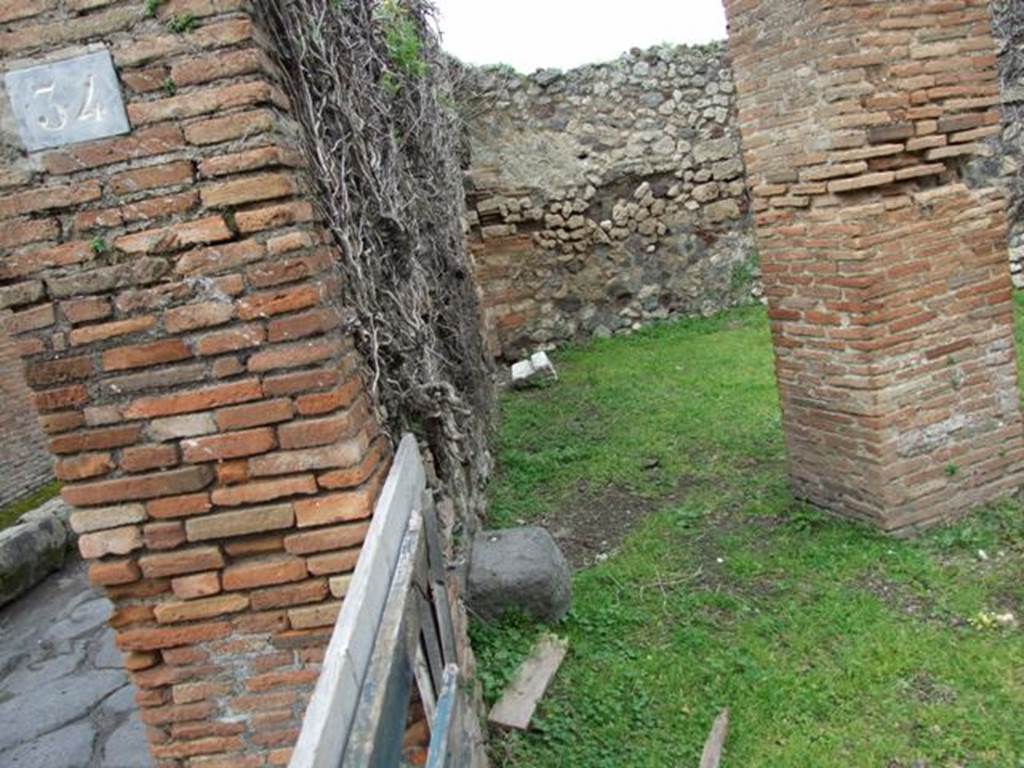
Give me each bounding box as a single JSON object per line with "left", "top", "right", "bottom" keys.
{"left": 425, "top": 665, "right": 460, "bottom": 768}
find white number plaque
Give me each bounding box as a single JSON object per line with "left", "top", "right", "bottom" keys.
{"left": 5, "top": 50, "right": 130, "bottom": 152}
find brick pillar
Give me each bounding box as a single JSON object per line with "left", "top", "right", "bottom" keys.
{"left": 0, "top": 319, "right": 53, "bottom": 505}
{"left": 722, "top": 0, "right": 1024, "bottom": 532}
{"left": 0, "top": 2, "right": 387, "bottom": 765}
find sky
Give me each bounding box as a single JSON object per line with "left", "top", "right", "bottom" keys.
{"left": 431, "top": 0, "right": 729, "bottom": 74}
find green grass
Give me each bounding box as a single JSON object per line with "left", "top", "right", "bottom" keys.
{"left": 476, "top": 300, "right": 1024, "bottom": 767}
{"left": 0, "top": 480, "right": 61, "bottom": 533}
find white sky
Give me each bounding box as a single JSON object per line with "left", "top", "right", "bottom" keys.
{"left": 432, "top": 0, "right": 729, "bottom": 73}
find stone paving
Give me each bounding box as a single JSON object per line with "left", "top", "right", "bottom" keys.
{"left": 0, "top": 559, "right": 149, "bottom": 767}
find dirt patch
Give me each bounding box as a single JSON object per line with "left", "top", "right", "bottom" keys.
{"left": 539, "top": 485, "right": 663, "bottom": 569}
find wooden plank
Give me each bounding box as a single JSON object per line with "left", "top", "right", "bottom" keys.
{"left": 488, "top": 634, "right": 568, "bottom": 731}
{"left": 699, "top": 708, "right": 730, "bottom": 768}
{"left": 414, "top": 556, "right": 446, "bottom": 695}
{"left": 414, "top": 642, "right": 438, "bottom": 725}
{"left": 343, "top": 511, "right": 425, "bottom": 767}
{"left": 290, "top": 434, "right": 426, "bottom": 768}
{"left": 425, "top": 665, "right": 460, "bottom": 768}
{"left": 421, "top": 490, "right": 458, "bottom": 666}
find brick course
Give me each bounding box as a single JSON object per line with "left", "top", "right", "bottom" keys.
{"left": 722, "top": 0, "right": 1024, "bottom": 532}
{"left": 0, "top": 321, "right": 53, "bottom": 506}
{"left": 0, "top": 2, "right": 387, "bottom": 764}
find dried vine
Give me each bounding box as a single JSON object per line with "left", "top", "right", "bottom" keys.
{"left": 251, "top": 0, "right": 494, "bottom": 527}
{"left": 992, "top": 0, "right": 1024, "bottom": 223}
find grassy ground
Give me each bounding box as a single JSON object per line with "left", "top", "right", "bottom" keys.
{"left": 474, "top": 299, "right": 1024, "bottom": 768}
{"left": 0, "top": 480, "right": 61, "bottom": 533}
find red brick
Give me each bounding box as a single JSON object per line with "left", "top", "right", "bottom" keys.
{"left": 2, "top": 241, "right": 94, "bottom": 280}
{"left": 284, "top": 521, "right": 369, "bottom": 556}
{"left": 43, "top": 125, "right": 185, "bottom": 174}
{"left": 0, "top": 217, "right": 59, "bottom": 249}
{"left": 171, "top": 681, "right": 234, "bottom": 706}
{"left": 223, "top": 533, "right": 284, "bottom": 557}
{"left": 263, "top": 369, "right": 340, "bottom": 397}
{"left": 214, "top": 399, "right": 294, "bottom": 432}
{"left": 119, "top": 622, "right": 231, "bottom": 652}
{"left": 150, "top": 736, "right": 245, "bottom": 760}
{"left": 122, "top": 190, "right": 199, "bottom": 223}
{"left": 185, "top": 504, "right": 294, "bottom": 541}
{"left": 278, "top": 400, "right": 367, "bottom": 450}
{"left": 122, "top": 444, "right": 180, "bottom": 473}
{"left": 249, "top": 579, "right": 328, "bottom": 611}
{"left": 182, "top": 427, "right": 276, "bottom": 463}
{"left": 124, "top": 380, "right": 263, "bottom": 419}
{"left": 110, "top": 161, "right": 194, "bottom": 196}
{"left": 55, "top": 452, "right": 115, "bottom": 481}
{"left": 250, "top": 432, "right": 370, "bottom": 478}
{"left": 201, "top": 172, "right": 299, "bottom": 209}
{"left": 171, "top": 571, "right": 221, "bottom": 600}
{"left": 165, "top": 302, "right": 234, "bottom": 333}
{"left": 0, "top": 180, "right": 101, "bottom": 218}
{"left": 246, "top": 668, "right": 318, "bottom": 692}
{"left": 143, "top": 521, "right": 187, "bottom": 551}
{"left": 199, "top": 145, "right": 302, "bottom": 179}
{"left": 139, "top": 545, "right": 225, "bottom": 578}
{"left": 62, "top": 297, "right": 111, "bottom": 324}
{"left": 194, "top": 324, "right": 266, "bottom": 356}
{"left": 247, "top": 338, "right": 341, "bottom": 374}
{"left": 0, "top": 0, "right": 56, "bottom": 23}
{"left": 39, "top": 411, "right": 86, "bottom": 435}
{"left": 62, "top": 465, "right": 214, "bottom": 507}
{"left": 89, "top": 558, "right": 141, "bottom": 586}
{"left": 172, "top": 45, "right": 262, "bottom": 87}
{"left": 222, "top": 555, "right": 307, "bottom": 591}
{"left": 295, "top": 376, "right": 363, "bottom": 416}
{"left": 211, "top": 475, "right": 317, "bottom": 507}
{"left": 293, "top": 471, "right": 383, "bottom": 528}
{"left": 267, "top": 307, "right": 339, "bottom": 343}
{"left": 114, "top": 216, "right": 233, "bottom": 255}
{"left": 154, "top": 594, "right": 249, "bottom": 624}
{"left": 24, "top": 356, "right": 93, "bottom": 387}
{"left": 4, "top": 303, "right": 56, "bottom": 335}
{"left": 79, "top": 525, "right": 144, "bottom": 559}
{"left": 318, "top": 438, "right": 388, "bottom": 489}
{"left": 130, "top": 81, "right": 282, "bottom": 126}
{"left": 50, "top": 424, "right": 142, "bottom": 455}
{"left": 102, "top": 338, "right": 193, "bottom": 372}
{"left": 289, "top": 602, "right": 341, "bottom": 629}
{"left": 305, "top": 547, "right": 360, "bottom": 576}
{"left": 148, "top": 493, "right": 212, "bottom": 520}
{"left": 184, "top": 108, "right": 275, "bottom": 146}
{"left": 235, "top": 201, "right": 314, "bottom": 233}
{"left": 68, "top": 315, "right": 157, "bottom": 346}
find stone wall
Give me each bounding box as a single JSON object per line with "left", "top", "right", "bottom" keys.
{"left": 462, "top": 16, "right": 1024, "bottom": 360}
{"left": 723, "top": 0, "right": 1024, "bottom": 533}
{"left": 990, "top": 0, "right": 1024, "bottom": 284}
{"left": 460, "top": 44, "right": 758, "bottom": 359}
{"left": 0, "top": 1, "right": 386, "bottom": 765}
{"left": 0, "top": 319, "right": 52, "bottom": 507}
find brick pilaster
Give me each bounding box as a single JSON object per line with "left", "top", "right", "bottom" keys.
{"left": 0, "top": 1, "right": 386, "bottom": 765}
{"left": 722, "top": 0, "right": 1024, "bottom": 531}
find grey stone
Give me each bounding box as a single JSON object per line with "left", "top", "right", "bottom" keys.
{"left": 94, "top": 632, "right": 124, "bottom": 670}
{"left": 0, "top": 517, "right": 67, "bottom": 608}
{"left": 511, "top": 351, "right": 557, "bottom": 389}
{"left": 1, "top": 718, "right": 96, "bottom": 768}
{"left": 103, "top": 715, "right": 149, "bottom": 768}
{"left": 100, "top": 684, "right": 137, "bottom": 717}
{"left": 42, "top": 597, "right": 111, "bottom": 643}
{"left": 468, "top": 527, "right": 572, "bottom": 622}
{"left": 0, "top": 668, "right": 125, "bottom": 750}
